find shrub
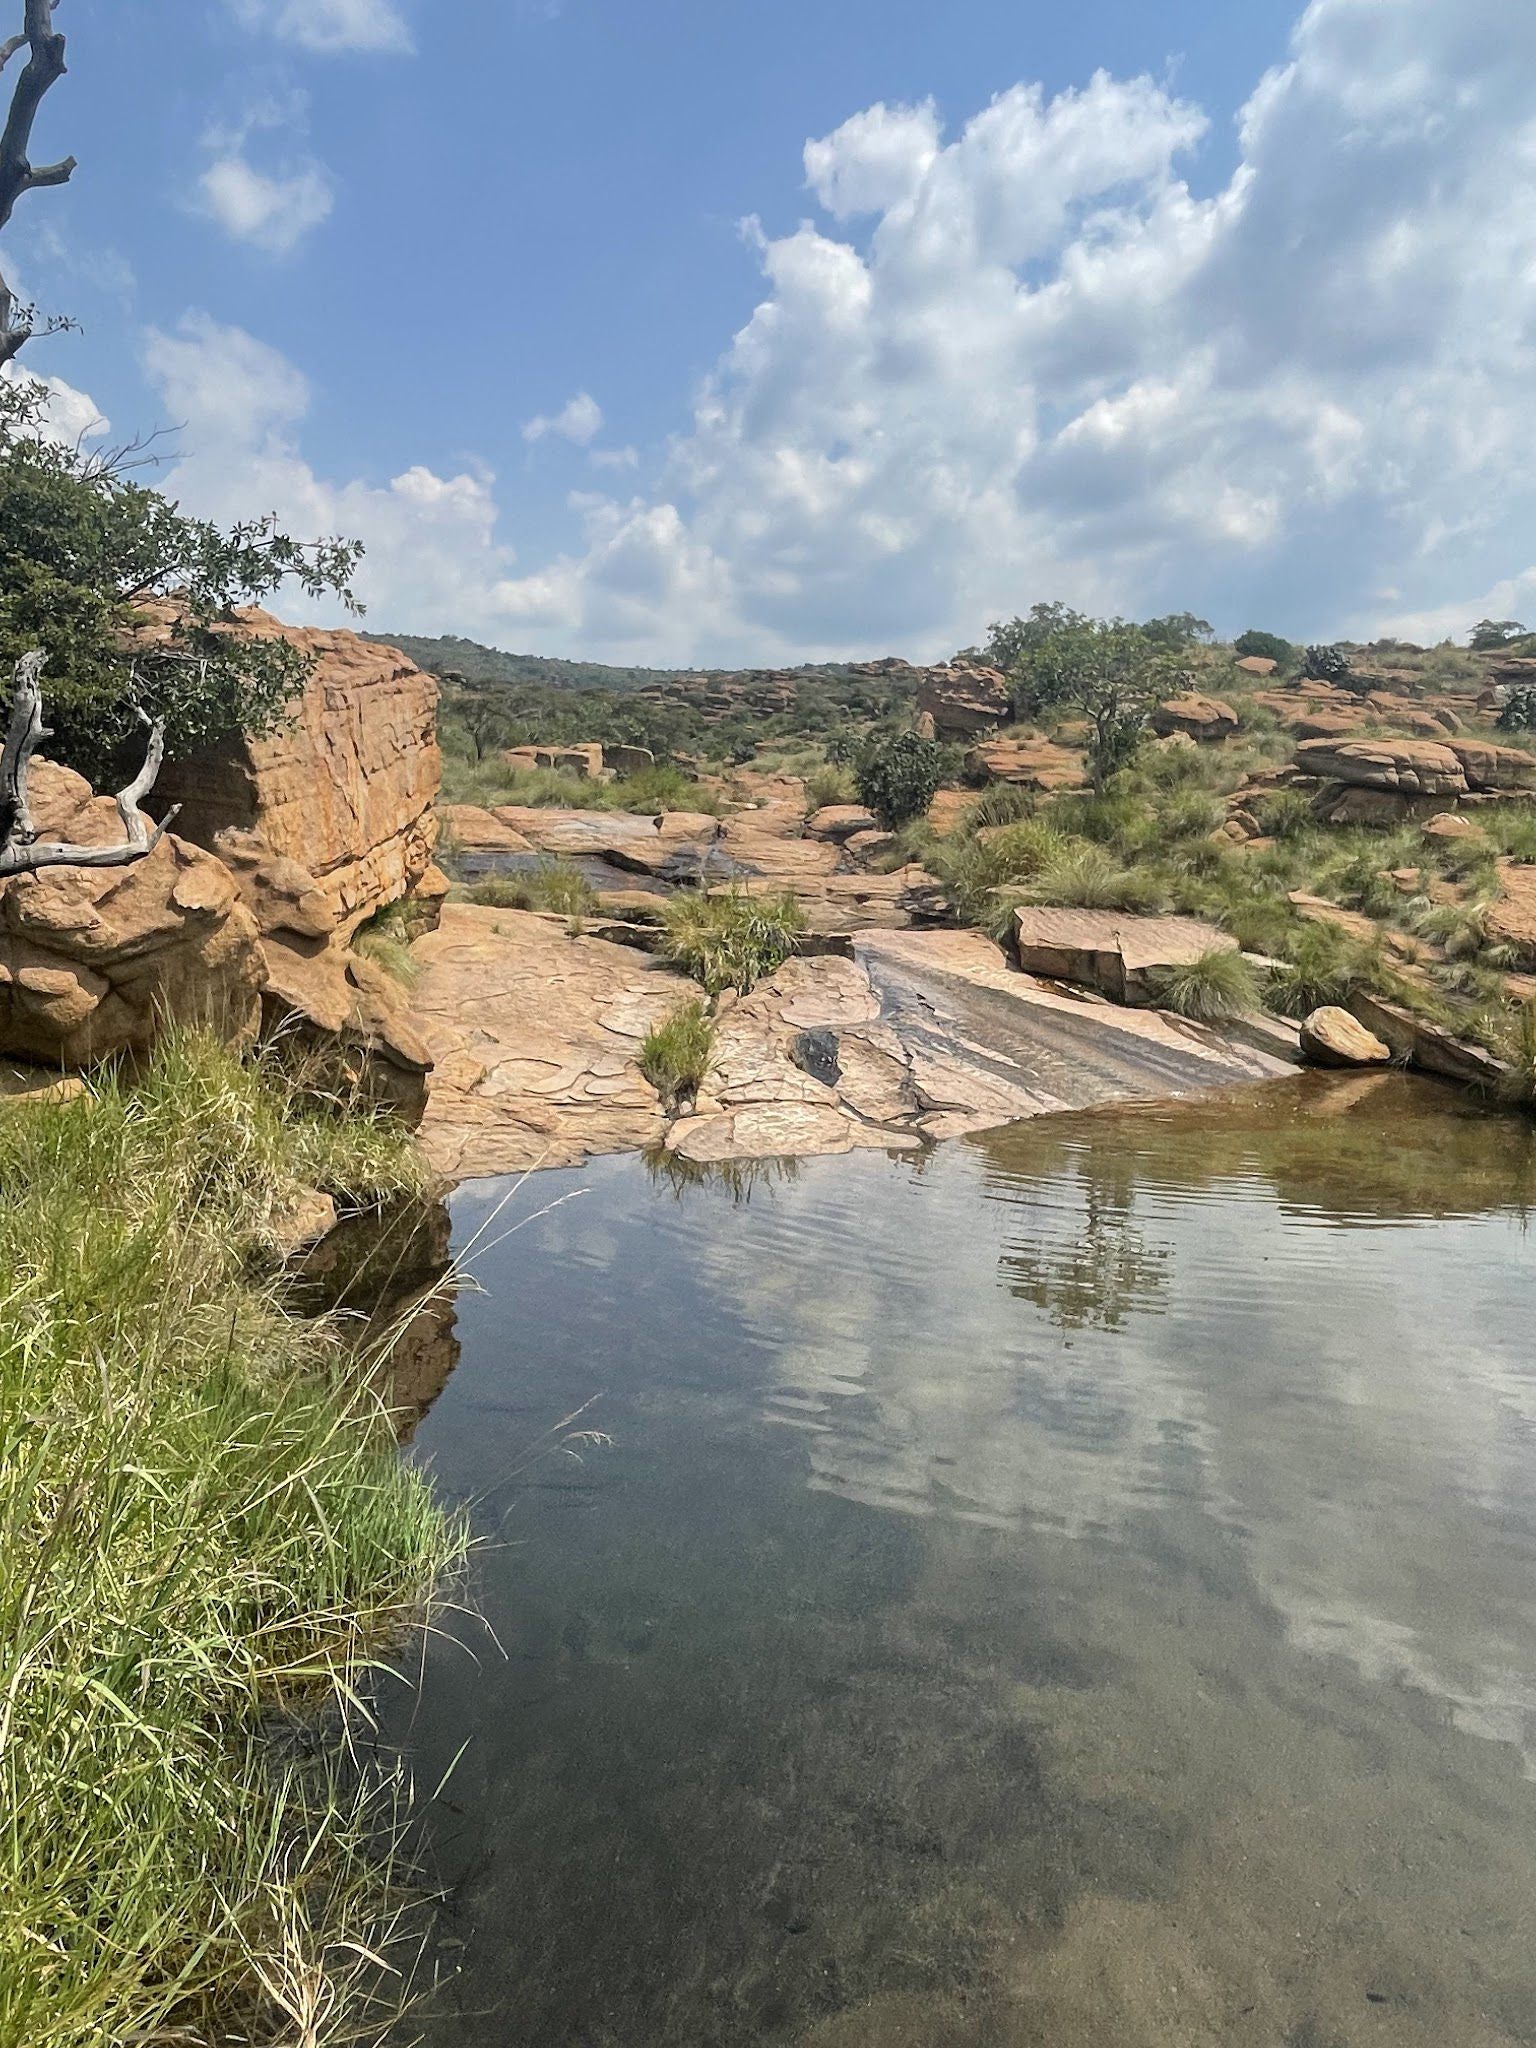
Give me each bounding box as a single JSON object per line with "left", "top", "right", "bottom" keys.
{"left": 1235, "top": 629, "right": 1294, "bottom": 667}
{"left": 855, "top": 730, "right": 943, "bottom": 825}
{"left": 662, "top": 888, "right": 807, "bottom": 994}
{"left": 638, "top": 999, "right": 716, "bottom": 1107}
{"left": 1496, "top": 687, "right": 1536, "bottom": 732}
{"left": 1302, "top": 643, "right": 1355, "bottom": 689}
{"left": 1144, "top": 948, "right": 1260, "bottom": 1021}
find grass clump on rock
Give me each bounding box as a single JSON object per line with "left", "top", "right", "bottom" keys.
{"left": 662, "top": 887, "right": 807, "bottom": 995}
{"left": 639, "top": 999, "right": 716, "bottom": 1108}
{"left": 0, "top": 1030, "right": 462, "bottom": 2048}
{"left": 464, "top": 857, "right": 599, "bottom": 918}
{"left": 1144, "top": 948, "right": 1260, "bottom": 1022}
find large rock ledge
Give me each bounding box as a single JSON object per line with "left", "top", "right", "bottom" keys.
{"left": 409, "top": 909, "right": 1298, "bottom": 1180}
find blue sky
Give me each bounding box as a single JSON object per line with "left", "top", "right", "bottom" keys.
{"left": 10, "top": 0, "right": 1536, "bottom": 663}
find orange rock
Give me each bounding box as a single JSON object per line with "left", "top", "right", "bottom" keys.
{"left": 1150, "top": 694, "right": 1238, "bottom": 741}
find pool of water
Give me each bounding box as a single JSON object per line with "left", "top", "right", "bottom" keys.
{"left": 386, "top": 1072, "right": 1536, "bottom": 2047}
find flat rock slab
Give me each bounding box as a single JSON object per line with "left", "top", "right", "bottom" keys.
{"left": 1012, "top": 908, "right": 1236, "bottom": 1004}
{"left": 410, "top": 912, "right": 1299, "bottom": 1183}
{"left": 410, "top": 905, "right": 679, "bottom": 1177}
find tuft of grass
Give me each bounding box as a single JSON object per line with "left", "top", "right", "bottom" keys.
{"left": 1264, "top": 922, "right": 1384, "bottom": 1019}
{"left": 638, "top": 999, "right": 716, "bottom": 1108}
{"left": 1408, "top": 897, "right": 1489, "bottom": 960}
{"left": 0, "top": 1031, "right": 461, "bottom": 2048}
{"left": 1143, "top": 948, "right": 1260, "bottom": 1021}
{"left": 662, "top": 888, "right": 807, "bottom": 994}
{"left": 463, "top": 857, "right": 599, "bottom": 918}
{"left": 1019, "top": 843, "right": 1163, "bottom": 912}
{"left": 1497, "top": 1000, "right": 1536, "bottom": 1106}
{"left": 968, "top": 781, "right": 1037, "bottom": 831}
{"left": 351, "top": 895, "right": 428, "bottom": 987}
{"left": 1252, "top": 788, "right": 1319, "bottom": 842}
{"left": 804, "top": 762, "right": 856, "bottom": 811}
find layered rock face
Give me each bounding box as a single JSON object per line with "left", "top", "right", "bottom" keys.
{"left": 155, "top": 615, "right": 442, "bottom": 938}
{"left": 0, "top": 762, "right": 265, "bottom": 1065}
{"left": 1010, "top": 908, "right": 1238, "bottom": 1006}
{"left": 916, "top": 664, "right": 1011, "bottom": 740}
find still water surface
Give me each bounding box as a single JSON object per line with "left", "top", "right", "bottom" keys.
{"left": 389, "top": 1073, "right": 1536, "bottom": 2047}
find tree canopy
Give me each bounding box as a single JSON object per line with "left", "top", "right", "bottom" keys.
{"left": 0, "top": 378, "right": 362, "bottom": 783}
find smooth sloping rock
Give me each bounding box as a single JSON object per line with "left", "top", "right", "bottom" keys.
{"left": 1299, "top": 1006, "right": 1391, "bottom": 1068}
{"left": 1294, "top": 737, "right": 1468, "bottom": 797}
{"left": 153, "top": 611, "right": 441, "bottom": 937}
{"left": 1486, "top": 862, "right": 1536, "bottom": 967}
{"left": 440, "top": 806, "right": 535, "bottom": 854}
{"left": 1150, "top": 694, "right": 1238, "bottom": 741}
{"left": 916, "top": 664, "right": 1011, "bottom": 740}
{"left": 0, "top": 760, "right": 265, "bottom": 1067}
{"left": 1011, "top": 908, "right": 1237, "bottom": 1005}
{"left": 1345, "top": 991, "right": 1509, "bottom": 1089}
{"left": 410, "top": 905, "right": 678, "bottom": 1175}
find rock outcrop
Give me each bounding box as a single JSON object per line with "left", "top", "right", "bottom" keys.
{"left": 155, "top": 615, "right": 441, "bottom": 937}
{"left": 1486, "top": 862, "right": 1536, "bottom": 968}
{"left": 1011, "top": 908, "right": 1238, "bottom": 1006}
{"left": 916, "top": 664, "right": 1011, "bottom": 740}
{"left": 805, "top": 804, "right": 878, "bottom": 842}
{"left": 963, "top": 737, "right": 1085, "bottom": 790}
{"left": 1294, "top": 737, "right": 1468, "bottom": 798}
{"left": 0, "top": 761, "right": 265, "bottom": 1066}
{"left": 1150, "top": 694, "right": 1238, "bottom": 741}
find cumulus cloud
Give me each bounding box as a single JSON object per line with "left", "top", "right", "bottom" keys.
{"left": 196, "top": 99, "right": 334, "bottom": 255}
{"left": 140, "top": 314, "right": 518, "bottom": 628}
{"left": 523, "top": 391, "right": 604, "bottom": 446}
{"left": 136, "top": 0, "right": 1536, "bottom": 660}
{"left": 227, "top": 0, "right": 413, "bottom": 55}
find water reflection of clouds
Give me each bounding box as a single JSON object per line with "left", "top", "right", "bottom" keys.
{"left": 724, "top": 1109, "right": 1536, "bottom": 1771}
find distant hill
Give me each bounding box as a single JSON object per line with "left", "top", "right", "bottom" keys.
{"left": 365, "top": 632, "right": 700, "bottom": 693}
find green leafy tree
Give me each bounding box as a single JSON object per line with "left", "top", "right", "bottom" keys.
{"left": 980, "top": 602, "right": 1088, "bottom": 683}
{"left": 1018, "top": 619, "right": 1163, "bottom": 791}
{"left": 855, "top": 729, "right": 942, "bottom": 825}
{"left": 1234, "top": 629, "right": 1294, "bottom": 667}
{"left": 0, "top": 378, "right": 363, "bottom": 782}
{"left": 1497, "top": 686, "right": 1536, "bottom": 732}
{"left": 1470, "top": 619, "right": 1529, "bottom": 651}
{"left": 1141, "top": 612, "right": 1212, "bottom": 653}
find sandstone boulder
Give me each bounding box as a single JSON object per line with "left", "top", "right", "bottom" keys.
{"left": 1012, "top": 907, "right": 1237, "bottom": 1006}
{"left": 1312, "top": 786, "right": 1444, "bottom": 828}
{"left": 805, "top": 803, "right": 879, "bottom": 842}
{"left": 1235, "top": 655, "right": 1278, "bottom": 676}
{"left": 916, "top": 664, "right": 1011, "bottom": 740}
{"left": 964, "top": 737, "right": 1084, "bottom": 790}
{"left": 1486, "top": 862, "right": 1536, "bottom": 968}
{"left": 1445, "top": 740, "right": 1536, "bottom": 794}
{"left": 1288, "top": 709, "right": 1365, "bottom": 741}
{"left": 0, "top": 762, "right": 265, "bottom": 1067}
{"left": 1345, "top": 991, "right": 1509, "bottom": 1090}
{"left": 1422, "top": 812, "right": 1487, "bottom": 845}
{"left": 1299, "top": 1006, "right": 1391, "bottom": 1068}
{"left": 438, "top": 806, "right": 534, "bottom": 855}
{"left": 1294, "top": 737, "right": 1467, "bottom": 797}
{"left": 1150, "top": 694, "right": 1238, "bottom": 742}
{"left": 503, "top": 743, "right": 605, "bottom": 781}
{"left": 154, "top": 615, "right": 442, "bottom": 937}
{"left": 607, "top": 745, "right": 655, "bottom": 777}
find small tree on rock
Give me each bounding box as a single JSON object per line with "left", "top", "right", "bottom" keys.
{"left": 1301, "top": 643, "right": 1357, "bottom": 690}
{"left": 1017, "top": 619, "right": 1163, "bottom": 791}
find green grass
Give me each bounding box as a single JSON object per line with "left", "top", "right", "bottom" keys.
{"left": 1263, "top": 923, "right": 1386, "bottom": 1019}
{"left": 462, "top": 857, "right": 599, "bottom": 918}
{"left": 0, "top": 1032, "right": 462, "bottom": 2048}
{"left": 440, "top": 757, "right": 722, "bottom": 816}
{"left": 1018, "top": 843, "right": 1163, "bottom": 912}
{"left": 637, "top": 999, "right": 716, "bottom": 1108}
{"left": 1143, "top": 948, "right": 1260, "bottom": 1021}
{"left": 661, "top": 888, "right": 807, "bottom": 995}
{"left": 803, "top": 763, "right": 856, "bottom": 811}
{"left": 351, "top": 895, "right": 429, "bottom": 987}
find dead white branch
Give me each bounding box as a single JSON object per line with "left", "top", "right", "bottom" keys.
{"left": 0, "top": 650, "right": 180, "bottom": 877}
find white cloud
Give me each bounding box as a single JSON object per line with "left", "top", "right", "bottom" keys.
{"left": 118, "top": 0, "right": 1536, "bottom": 660}
{"left": 196, "top": 98, "right": 334, "bottom": 256}
{"left": 1, "top": 366, "right": 108, "bottom": 445}
{"left": 227, "top": 0, "right": 413, "bottom": 55}
{"left": 140, "top": 314, "right": 516, "bottom": 629}
{"left": 589, "top": 444, "right": 639, "bottom": 471}
{"left": 523, "top": 391, "right": 604, "bottom": 447}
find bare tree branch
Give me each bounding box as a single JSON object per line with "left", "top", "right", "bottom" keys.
{"left": 0, "top": 651, "right": 180, "bottom": 878}
{"left": 0, "top": 0, "right": 73, "bottom": 367}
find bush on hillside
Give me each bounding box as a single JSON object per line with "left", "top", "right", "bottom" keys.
{"left": 1235, "top": 629, "right": 1294, "bottom": 667}
{"left": 855, "top": 731, "right": 943, "bottom": 825}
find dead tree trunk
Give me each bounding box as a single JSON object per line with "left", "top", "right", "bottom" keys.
{"left": 0, "top": 651, "right": 178, "bottom": 877}
{"left": 0, "top": 2, "right": 75, "bottom": 368}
